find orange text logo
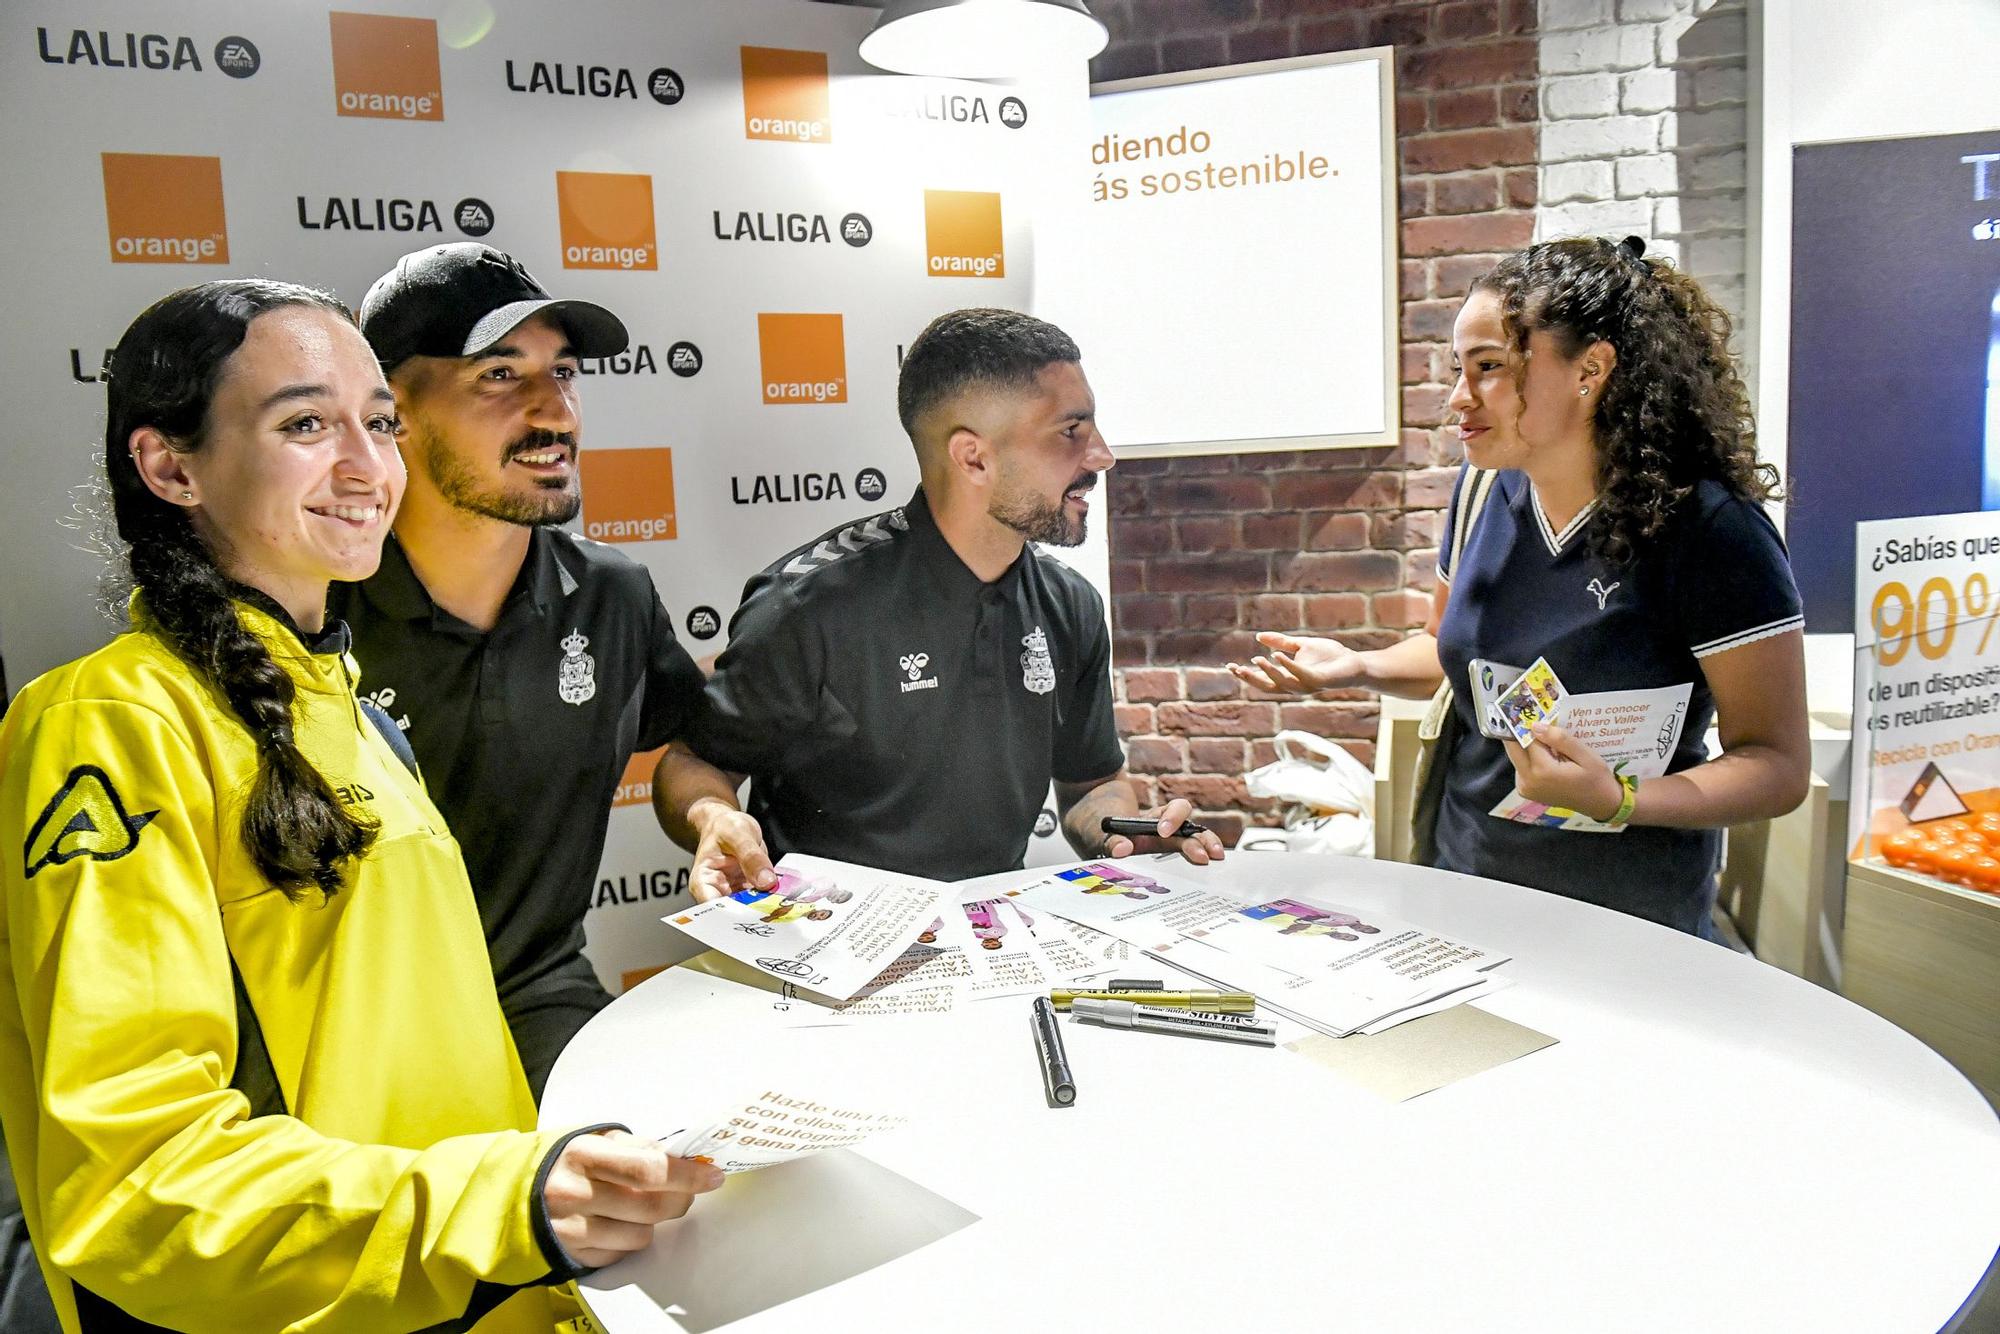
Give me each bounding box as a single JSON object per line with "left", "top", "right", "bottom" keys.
{"left": 924, "top": 189, "right": 1005, "bottom": 278}
{"left": 557, "top": 171, "right": 657, "bottom": 270}
{"left": 612, "top": 747, "right": 665, "bottom": 808}
{"left": 329, "top": 12, "right": 442, "bottom": 120}
{"left": 740, "top": 46, "right": 830, "bottom": 143}
{"left": 102, "top": 153, "right": 227, "bottom": 264}
{"left": 758, "top": 314, "right": 846, "bottom": 405}
{"left": 580, "top": 447, "right": 676, "bottom": 542}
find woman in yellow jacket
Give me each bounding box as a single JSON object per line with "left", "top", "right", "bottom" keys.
{"left": 0, "top": 281, "right": 722, "bottom": 1333}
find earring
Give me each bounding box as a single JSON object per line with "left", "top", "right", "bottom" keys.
{"left": 1578, "top": 387, "right": 1589, "bottom": 397}
{"left": 180, "top": 490, "right": 193, "bottom": 501}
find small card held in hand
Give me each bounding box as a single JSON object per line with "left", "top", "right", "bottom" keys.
{"left": 1490, "top": 656, "right": 1568, "bottom": 746}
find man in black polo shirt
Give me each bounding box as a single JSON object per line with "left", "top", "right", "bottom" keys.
{"left": 332, "top": 243, "right": 772, "bottom": 1097}
{"left": 663, "top": 308, "right": 1226, "bottom": 887}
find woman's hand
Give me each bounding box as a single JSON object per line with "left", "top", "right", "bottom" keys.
{"left": 542, "top": 1130, "right": 726, "bottom": 1269}
{"left": 1502, "top": 723, "right": 1622, "bottom": 821}
{"left": 1227, "top": 632, "right": 1366, "bottom": 695}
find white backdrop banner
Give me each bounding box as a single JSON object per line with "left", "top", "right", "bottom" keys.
{"left": 0, "top": 0, "right": 1100, "bottom": 990}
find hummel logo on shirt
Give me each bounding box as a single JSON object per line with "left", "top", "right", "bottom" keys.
{"left": 898, "top": 650, "right": 938, "bottom": 694}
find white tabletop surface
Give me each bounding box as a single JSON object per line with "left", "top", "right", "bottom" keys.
{"left": 543, "top": 854, "right": 2000, "bottom": 1334}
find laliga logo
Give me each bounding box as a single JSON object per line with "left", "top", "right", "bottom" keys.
{"left": 900, "top": 652, "right": 930, "bottom": 681}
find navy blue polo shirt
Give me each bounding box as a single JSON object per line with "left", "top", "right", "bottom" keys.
{"left": 1434, "top": 469, "right": 1803, "bottom": 933}
{"left": 330, "top": 529, "right": 705, "bottom": 995}
{"left": 683, "top": 488, "right": 1125, "bottom": 881}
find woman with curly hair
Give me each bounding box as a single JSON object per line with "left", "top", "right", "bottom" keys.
{"left": 1233, "top": 237, "right": 1808, "bottom": 937}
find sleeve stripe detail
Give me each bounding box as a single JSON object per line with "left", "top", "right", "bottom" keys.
{"left": 1435, "top": 565, "right": 1452, "bottom": 585}
{"left": 1690, "top": 615, "right": 1804, "bottom": 659}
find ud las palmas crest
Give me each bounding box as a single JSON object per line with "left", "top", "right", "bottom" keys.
{"left": 558, "top": 627, "right": 597, "bottom": 705}
{"left": 1021, "top": 626, "right": 1055, "bottom": 695}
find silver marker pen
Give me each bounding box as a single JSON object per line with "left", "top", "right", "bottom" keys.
{"left": 1071, "top": 997, "right": 1277, "bottom": 1046}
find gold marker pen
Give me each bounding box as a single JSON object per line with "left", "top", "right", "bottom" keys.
{"left": 1071, "top": 997, "right": 1278, "bottom": 1046}
{"left": 1050, "top": 989, "right": 1256, "bottom": 1013}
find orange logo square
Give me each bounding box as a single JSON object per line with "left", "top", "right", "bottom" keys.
{"left": 757, "top": 314, "right": 847, "bottom": 405}
{"left": 924, "top": 190, "right": 1006, "bottom": 279}
{"left": 101, "top": 153, "right": 228, "bottom": 265}
{"left": 557, "top": 171, "right": 658, "bottom": 271}
{"left": 740, "top": 46, "right": 831, "bottom": 144}
{"left": 580, "top": 447, "right": 676, "bottom": 543}
{"left": 612, "top": 747, "right": 665, "bottom": 809}
{"left": 329, "top": 12, "right": 442, "bottom": 121}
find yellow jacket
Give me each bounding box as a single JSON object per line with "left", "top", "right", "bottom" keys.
{"left": 0, "top": 602, "right": 587, "bottom": 1332}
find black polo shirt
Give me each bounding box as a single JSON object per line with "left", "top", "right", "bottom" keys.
{"left": 329, "top": 529, "right": 705, "bottom": 996}
{"left": 684, "top": 487, "right": 1125, "bottom": 881}
{"left": 1434, "top": 470, "right": 1803, "bottom": 933}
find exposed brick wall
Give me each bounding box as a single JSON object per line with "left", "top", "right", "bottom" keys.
{"left": 1090, "top": 0, "right": 1539, "bottom": 844}
{"left": 1536, "top": 0, "right": 1750, "bottom": 331}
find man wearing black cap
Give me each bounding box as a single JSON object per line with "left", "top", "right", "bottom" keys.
{"left": 332, "top": 243, "right": 773, "bottom": 1098}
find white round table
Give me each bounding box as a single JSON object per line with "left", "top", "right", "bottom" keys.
{"left": 543, "top": 855, "right": 2000, "bottom": 1333}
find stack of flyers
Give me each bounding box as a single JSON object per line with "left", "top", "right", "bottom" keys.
{"left": 911, "top": 888, "right": 1106, "bottom": 1003}
{"left": 662, "top": 854, "right": 955, "bottom": 1000}
{"left": 1016, "top": 861, "right": 1512, "bottom": 1038}
{"left": 1168, "top": 894, "right": 1510, "bottom": 1037}
{"left": 715, "top": 881, "right": 1127, "bottom": 1025}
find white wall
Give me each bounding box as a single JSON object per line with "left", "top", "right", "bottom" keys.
{"left": 1755, "top": 0, "right": 2000, "bottom": 709}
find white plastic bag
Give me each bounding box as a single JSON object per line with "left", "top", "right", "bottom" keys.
{"left": 1243, "top": 730, "right": 1375, "bottom": 858}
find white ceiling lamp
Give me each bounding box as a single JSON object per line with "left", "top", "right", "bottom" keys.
{"left": 859, "top": 0, "right": 1109, "bottom": 79}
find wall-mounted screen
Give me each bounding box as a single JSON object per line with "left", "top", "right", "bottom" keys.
{"left": 1788, "top": 128, "right": 2000, "bottom": 631}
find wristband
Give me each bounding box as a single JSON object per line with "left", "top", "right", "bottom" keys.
{"left": 1604, "top": 771, "right": 1639, "bottom": 827}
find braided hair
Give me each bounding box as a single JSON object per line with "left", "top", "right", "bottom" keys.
{"left": 104, "top": 281, "right": 377, "bottom": 900}
{"left": 1470, "top": 236, "right": 1777, "bottom": 565}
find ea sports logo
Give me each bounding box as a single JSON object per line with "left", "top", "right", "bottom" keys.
{"left": 1033, "top": 808, "right": 1057, "bottom": 838}
{"left": 685, "top": 606, "right": 721, "bottom": 640}
{"left": 840, "top": 213, "right": 872, "bottom": 247}
{"left": 999, "top": 96, "right": 1027, "bottom": 128}
{"left": 214, "top": 36, "right": 259, "bottom": 77}
{"left": 667, "top": 340, "right": 703, "bottom": 377}
{"left": 648, "top": 66, "right": 684, "bottom": 104}
{"left": 855, "top": 468, "right": 886, "bottom": 501}
{"left": 454, "top": 197, "right": 494, "bottom": 236}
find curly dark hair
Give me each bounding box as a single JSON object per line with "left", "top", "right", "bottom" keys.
{"left": 1470, "top": 236, "right": 1777, "bottom": 564}
{"left": 105, "top": 281, "right": 378, "bottom": 901}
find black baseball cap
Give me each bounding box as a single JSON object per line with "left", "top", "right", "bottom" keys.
{"left": 359, "top": 242, "right": 628, "bottom": 372}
